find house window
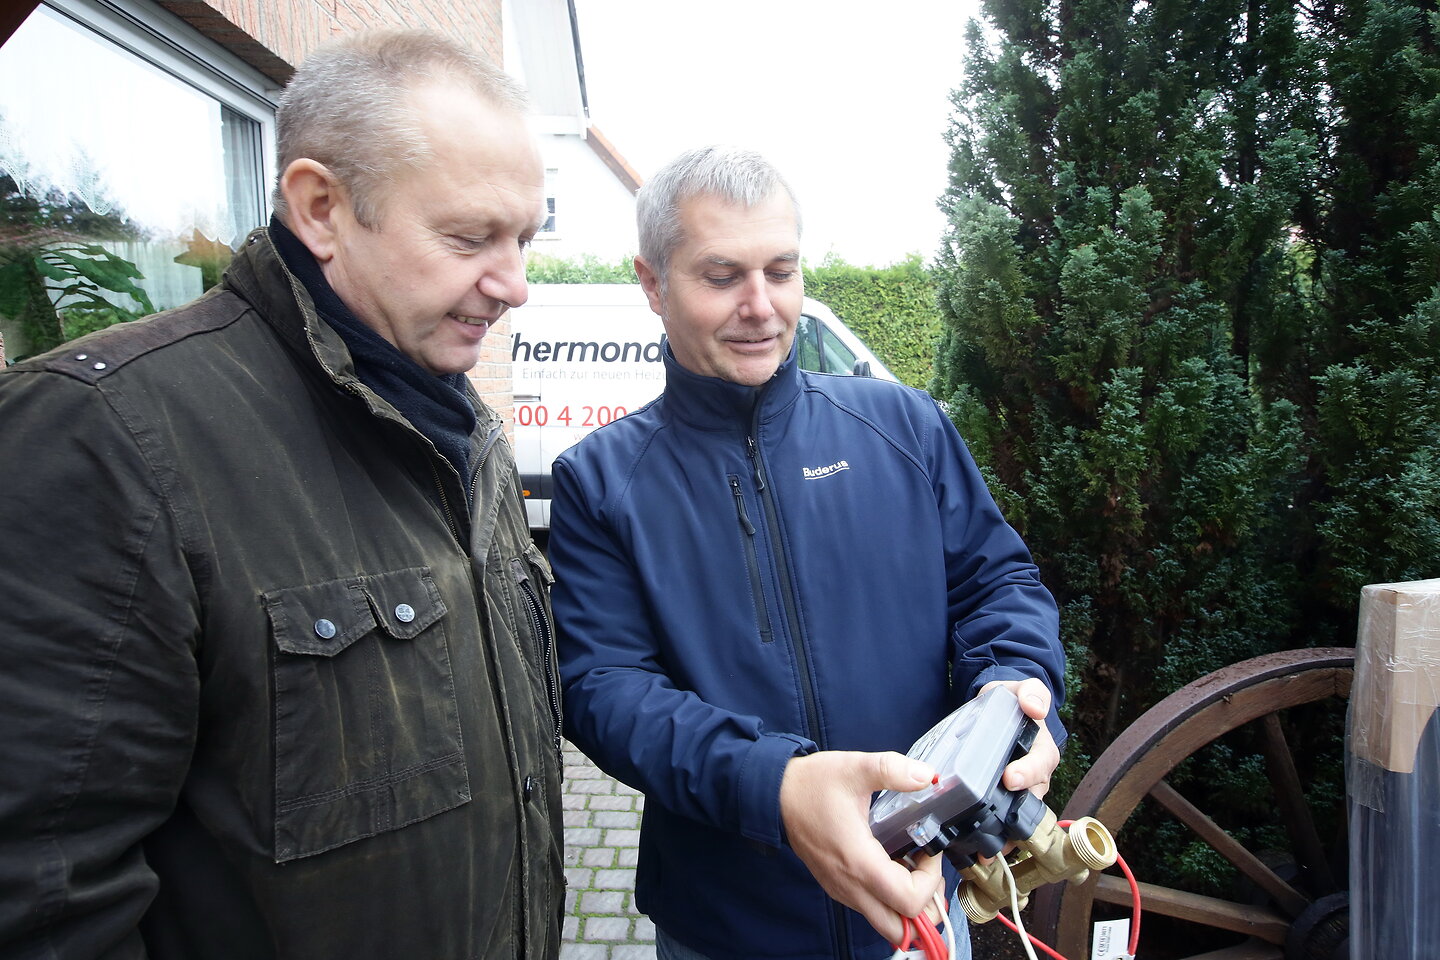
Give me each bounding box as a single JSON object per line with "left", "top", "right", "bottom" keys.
{"left": 0, "top": 0, "right": 277, "bottom": 362}
{"left": 539, "top": 167, "right": 558, "bottom": 236}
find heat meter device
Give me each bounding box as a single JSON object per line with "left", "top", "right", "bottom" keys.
{"left": 869, "top": 685, "right": 1046, "bottom": 866}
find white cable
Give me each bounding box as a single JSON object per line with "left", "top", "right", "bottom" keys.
{"left": 935, "top": 889, "right": 956, "bottom": 960}
{"left": 998, "top": 855, "right": 1040, "bottom": 960}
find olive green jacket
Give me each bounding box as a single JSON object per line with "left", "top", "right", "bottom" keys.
{"left": 0, "top": 229, "right": 564, "bottom": 959}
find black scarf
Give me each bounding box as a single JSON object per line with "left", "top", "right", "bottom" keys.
{"left": 269, "top": 217, "right": 477, "bottom": 477}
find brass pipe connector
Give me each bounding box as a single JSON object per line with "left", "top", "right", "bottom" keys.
{"left": 958, "top": 808, "right": 1117, "bottom": 924}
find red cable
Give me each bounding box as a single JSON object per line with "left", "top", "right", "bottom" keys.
{"left": 895, "top": 911, "right": 948, "bottom": 960}
{"left": 1116, "top": 850, "right": 1141, "bottom": 954}
{"left": 917, "top": 910, "right": 946, "bottom": 959}
{"left": 995, "top": 911, "right": 1071, "bottom": 960}
{"left": 894, "top": 916, "right": 919, "bottom": 956}
{"left": 895, "top": 899, "right": 954, "bottom": 960}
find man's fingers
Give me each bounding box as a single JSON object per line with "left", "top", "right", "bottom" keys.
{"left": 780, "top": 751, "right": 946, "bottom": 944}
{"left": 1014, "top": 676, "right": 1052, "bottom": 719}
{"left": 849, "top": 855, "right": 944, "bottom": 943}
{"left": 976, "top": 678, "right": 1059, "bottom": 793}
{"left": 912, "top": 854, "right": 946, "bottom": 924}
{"left": 1002, "top": 760, "right": 1051, "bottom": 795}
{"left": 872, "top": 750, "right": 936, "bottom": 793}
{"left": 1003, "top": 715, "right": 1060, "bottom": 794}
{"left": 980, "top": 676, "right": 1051, "bottom": 719}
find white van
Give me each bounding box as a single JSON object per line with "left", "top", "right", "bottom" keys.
{"left": 509, "top": 283, "right": 895, "bottom": 529}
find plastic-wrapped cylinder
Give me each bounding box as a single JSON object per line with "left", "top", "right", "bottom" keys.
{"left": 1347, "top": 578, "right": 1440, "bottom": 960}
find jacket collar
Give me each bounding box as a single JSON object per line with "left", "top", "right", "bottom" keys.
{"left": 661, "top": 339, "right": 803, "bottom": 432}
{"left": 224, "top": 225, "right": 356, "bottom": 384}
{"left": 222, "top": 226, "right": 504, "bottom": 452}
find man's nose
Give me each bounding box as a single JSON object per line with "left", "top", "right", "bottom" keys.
{"left": 736, "top": 272, "right": 774, "bottom": 319}
{"left": 479, "top": 244, "right": 530, "bottom": 310}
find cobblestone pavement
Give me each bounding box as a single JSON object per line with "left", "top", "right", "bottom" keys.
{"left": 561, "top": 741, "right": 657, "bottom": 960}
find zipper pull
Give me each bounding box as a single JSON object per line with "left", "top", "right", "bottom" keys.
{"left": 729, "top": 476, "right": 755, "bottom": 535}
{"left": 747, "top": 436, "right": 766, "bottom": 492}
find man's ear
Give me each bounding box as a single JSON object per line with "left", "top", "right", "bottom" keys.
{"left": 279, "top": 159, "right": 346, "bottom": 264}
{"left": 634, "top": 256, "right": 665, "bottom": 317}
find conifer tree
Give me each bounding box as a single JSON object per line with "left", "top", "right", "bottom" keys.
{"left": 1290, "top": 0, "right": 1440, "bottom": 618}
{"left": 929, "top": 0, "right": 1427, "bottom": 752}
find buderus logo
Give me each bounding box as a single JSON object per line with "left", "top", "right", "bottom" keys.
{"left": 802, "top": 460, "right": 850, "bottom": 480}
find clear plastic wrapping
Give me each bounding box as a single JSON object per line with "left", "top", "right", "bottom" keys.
{"left": 1347, "top": 578, "right": 1440, "bottom": 960}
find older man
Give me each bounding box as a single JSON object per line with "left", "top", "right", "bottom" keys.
{"left": 0, "top": 29, "right": 562, "bottom": 959}
{"left": 549, "top": 146, "right": 1066, "bottom": 960}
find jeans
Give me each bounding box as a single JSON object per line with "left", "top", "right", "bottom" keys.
{"left": 654, "top": 899, "right": 974, "bottom": 960}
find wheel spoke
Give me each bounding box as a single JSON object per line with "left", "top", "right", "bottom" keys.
{"left": 1148, "top": 779, "right": 1310, "bottom": 917}
{"left": 1090, "top": 874, "right": 1289, "bottom": 943}
{"left": 1259, "top": 712, "right": 1338, "bottom": 892}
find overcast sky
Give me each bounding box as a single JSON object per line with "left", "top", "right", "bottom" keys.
{"left": 570, "top": 0, "right": 983, "bottom": 267}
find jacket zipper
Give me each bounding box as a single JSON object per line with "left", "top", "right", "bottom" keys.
{"left": 326, "top": 361, "right": 553, "bottom": 954}
{"left": 515, "top": 562, "right": 564, "bottom": 752}
{"left": 470, "top": 421, "right": 560, "bottom": 751}
{"left": 428, "top": 420, "right": 500, "bottom": 546}
{"left": 728, "top": 475, "right": 773, "bottom": 643}
{"left": 470, "top": 419, "right": 553, "bottom": 960}
{"left": 434, "top": 420, "right": 552, "bottom": 956}
{"left": 426, "top": 458, "right": 464, "bottom": 545}
{"left": 744, "top": 432, "right": 824, "bottom": 744}
{"left": 745, "top": 428, "right": 851, "bottom": 957}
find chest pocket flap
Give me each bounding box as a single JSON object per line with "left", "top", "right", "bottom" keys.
{"left": 361, "top": 567, "right": 448, "bottom": 640}
{"left": 268, "top": 576, "right": 372, "bottom": 657}
{"left": 262, "top": 566, "right": 468, "bottom": 862}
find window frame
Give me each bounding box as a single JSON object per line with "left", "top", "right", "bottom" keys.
{"left": 30, "top": 0, "right": 281, "bottom": 227}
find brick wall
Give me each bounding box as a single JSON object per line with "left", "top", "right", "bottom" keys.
{"left": 469, "top": 314, "right": 517, "bottom": 444}
{"left": 154, "top": 0, "right": 516, "bottom": 438}
{"left": 157, "top": 0, "right": 504, "bottom": 85}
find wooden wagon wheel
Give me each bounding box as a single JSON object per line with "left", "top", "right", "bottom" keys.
{"left": 1029, "top": 647, "right": 1355, "bottom": 960}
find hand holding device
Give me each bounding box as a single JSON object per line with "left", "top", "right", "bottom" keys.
{"left": 869, "top": 686, "right": 1117, "bottom": 921}
{"left": 780, "top": 749, "right": 944, "bottom": 945}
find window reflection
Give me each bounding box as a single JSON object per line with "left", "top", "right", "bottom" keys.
{"left": 795, "top": 314, "right": 822, "bottom": 371}
{"left": 819, "top": 322, "right": 859, "bottom": 374}
{"left": 0, "top": 3, "right": 266, "bottom": 361}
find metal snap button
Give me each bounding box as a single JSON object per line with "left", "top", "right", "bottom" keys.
{"left": 394, "top": 603, "right": 415, "bottom": 623}
{"left": 93, "top": 362, "right": 107, "bottom": 370}
{"left": 314, "top": 618, "right": 337, "bottom": 639}
{"left": 74, "top": 353, "right": 87, "bottom": 361}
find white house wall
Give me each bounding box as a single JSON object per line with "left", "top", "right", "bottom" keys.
{"left": 532, "top": 130, "right": 640, "bottom": 263}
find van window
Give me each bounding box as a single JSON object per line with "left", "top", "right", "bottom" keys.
{"left": 795, "top": 314, "right": 860, "bottom": 375}
{"left": 818, "top": 322, "right": 860, "bottom": 375}
{"left": 796, "top": 315, "right": 823, "bottom": 371}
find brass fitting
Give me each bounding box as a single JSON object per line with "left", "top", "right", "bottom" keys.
{"left": 957, "top": 808, "right": 1117, "bottom": 924}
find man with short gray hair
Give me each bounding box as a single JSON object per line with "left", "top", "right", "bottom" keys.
{"left": 550, "top": 146, "right": 1066, "bottom": 960}
{"left": 0, "top": 28, "right": 563, "bottom": 959}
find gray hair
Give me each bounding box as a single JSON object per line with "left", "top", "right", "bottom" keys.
{"left": 272, "top": 29, "right": 528, "bottom": 228}
{"left": 636, "top": 146, "right": 802, "bottom": 288}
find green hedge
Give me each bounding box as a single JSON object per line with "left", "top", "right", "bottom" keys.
{"left": 526, "top": 252, "right": 636, "bottom": 284}
{"left": 803, "top": 255, "right": 942, "bottom": 391}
